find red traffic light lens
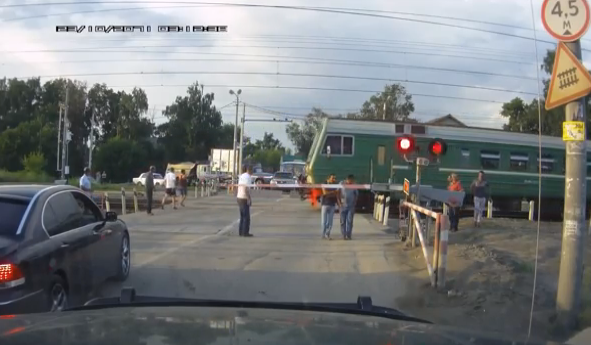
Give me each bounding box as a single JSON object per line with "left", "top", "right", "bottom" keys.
{"left": 400, "top": 138, "right": 411, "bottom": 150}
{"left": 396, "top": 136, "right": 415, "bottom": 154}
{"left": 431, "top": 142, "right": 442, "bottom": 155}
{"left": 428, "top": 139, "right": 447, "bottom": 156}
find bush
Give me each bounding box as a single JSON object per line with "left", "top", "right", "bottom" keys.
{"left": 21, "top": 151, "right": 46, "bottom": 173}
{"left": 0, "top": 169, "right": 54, "bottom": 183}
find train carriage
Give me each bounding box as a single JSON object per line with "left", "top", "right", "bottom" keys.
{"left": 304, "top": 117, "right": 591, "bottom": 218}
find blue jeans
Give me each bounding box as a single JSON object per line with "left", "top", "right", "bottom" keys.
{"left": 237, "top": 198, "right": 250, "bottom": 235}
{"left": 340, "top": 207, "right": 355, "bottom": 238}
{"left": 321, "top": 205, "right": 335, "bottom": 237}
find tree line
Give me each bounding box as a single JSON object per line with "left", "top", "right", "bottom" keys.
{"left": 0, "top": 78, "right": 289, "bottom": 183}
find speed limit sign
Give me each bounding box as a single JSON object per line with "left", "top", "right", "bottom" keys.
{"left": 542, "top": 0, "right": 590, "bottom": 41}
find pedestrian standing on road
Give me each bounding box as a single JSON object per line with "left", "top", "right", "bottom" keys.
{"left": 162, "top": 167, "right": 177, "bottom": 210}
{"left": 470, "top": 171, "right": 489, "bottom": 228}
{"left": 447, "top": 173, "right": 463, "bottom": 232}
{"left": 340, "top": 174, "right": 358, "bottom": 240}
{"left": 321, "top": 174, "right": 341, "bottom": 240}
{"left": 237, "top": 165, "right": 253, "bottom": 237}
{"left": 145, "top": 166, "right": 155, "bottom": 216}
{"left": 79, "top": 167, "right": 92, "bottom": 197}
{"left": 178, "top": 169, "right": 188, "bottom": 207}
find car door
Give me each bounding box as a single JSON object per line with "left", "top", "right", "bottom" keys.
{"left": 70, "top": 191, "right": 115, "bottom": 284}
{"left": 42, "top": 192, "right": 99, "bottom": 304}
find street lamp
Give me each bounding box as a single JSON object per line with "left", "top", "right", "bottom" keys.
{"left": 229, "top": 89, "right": 242, "bottom": 184}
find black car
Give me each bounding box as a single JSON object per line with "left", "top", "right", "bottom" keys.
{"left": 0, "top": 184, "right": 131, "bottom": 314}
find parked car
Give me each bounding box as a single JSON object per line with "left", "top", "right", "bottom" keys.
{"left": 0, "top": 184, "right": 131, "bottom": 314}
{"left": 251, "top": 172, "right": 274, "bottom": 188}
{"left": 132, "top": 173, "right": 165, "bottom": 187}
{"left": 270, "top": 172, "right": 297, "bottom": 192}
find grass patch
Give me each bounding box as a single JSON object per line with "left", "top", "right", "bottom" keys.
{"left": 0, "top": 169, "right": 54, "bottom": 183}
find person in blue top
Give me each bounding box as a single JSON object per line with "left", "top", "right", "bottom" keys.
{"left": 340, "top": 174, "right": 358, "bottom": 240}
{"left": 321, "top": 173, "right": 341, "bottom": 240}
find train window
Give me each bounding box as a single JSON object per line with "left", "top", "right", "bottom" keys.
{"left": 480, "top": 151, "right": 500, "bottom": 170}
{"left": 587, "top": 162, "right": 591, "bottom": 175}
{"left": 322, "top": 135, "right": 342, "bottom": 155}
{"left": 410, "top": 125, "right": 426, "bottom": 134}
{"left": 395, "top": 124, "right": 404, "bottom": 133}
{"left": 321, "top": 135, "right": 354, "bottom": 156}
{"left": 343, "top": 136, "right": 354, "bottom": 155}
{"left": 537, "top": 154, "right": 555, "bottom": 173}
{"left": 377, "top": 146, "right": 386, "bottom": 165}
{"left": 509, "top": 153, "right": 528, "bottom": 171}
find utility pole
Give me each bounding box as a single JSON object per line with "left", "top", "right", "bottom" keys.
{"left": 229, "top": 89, "right": 241, "bottom": 184}
{"left": 556, "top": 40, "right": 588, "bottom": 329}
{"left": 56, "top": 104, "right": 63, "bottom": 172}
{"left": 238, "top": 103, "right": 245, "bottom": 173}
{"left": 88, "top": 110, "right": 95, "bottom": 170}
{"left": 61, "top": 85, "right": 70, "bottom": 180}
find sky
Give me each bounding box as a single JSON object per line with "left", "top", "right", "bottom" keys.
{"left": 1, "top": 0, "right": 590, "bottom": 151}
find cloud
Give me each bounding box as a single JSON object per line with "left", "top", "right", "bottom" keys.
{"left": 0, "top": 0, "right": 589, "bottom": 150}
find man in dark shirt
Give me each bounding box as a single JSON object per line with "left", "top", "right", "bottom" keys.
{"left": 145, "top": 166, "right": 155, "bottom": 216}
{"left": 340, "top": 174, "right": 358, "bottom": 240}
{"left": 321, "top": 173, "right": 341, "bottom": 240}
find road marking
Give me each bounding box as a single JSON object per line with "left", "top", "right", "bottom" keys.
{"left": 135, "top": 211, "right": 263, "bottom": 268}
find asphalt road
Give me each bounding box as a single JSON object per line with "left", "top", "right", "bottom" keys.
{"left": 97, "top": 190, "right": 411, "bottom": 309}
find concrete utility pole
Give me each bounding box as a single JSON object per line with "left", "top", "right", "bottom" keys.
{"left": 556, "top": 40, "right": 588, "bottom": 329}
{"left": 61, "top": 85, "right": 70, "bottom": 179}
{"left": 88, "top": 110, "right": 95, "bottom": 170}
{"left": 56, "top": 104, "right": 63, "bottom": 172}
{"left": 238, "top": 103, "right": 245, "bottom": 174}
{"left": 229, "top": 89, "right": 242, "bottom": 184}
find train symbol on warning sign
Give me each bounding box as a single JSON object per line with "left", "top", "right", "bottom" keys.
{"left": 558, "top": 67, "right": 580, "bottom": 89}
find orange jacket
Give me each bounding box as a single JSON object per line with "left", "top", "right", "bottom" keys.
{"left": 448, "top": 181, "right": 463, "bottom": 192}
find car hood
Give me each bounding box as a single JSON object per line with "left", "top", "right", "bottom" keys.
{"left": 0, "top": 306, "right": 557, "bottom": 345}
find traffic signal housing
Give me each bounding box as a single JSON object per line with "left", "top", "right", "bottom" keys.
{"left": 396, "top": 135, "right": 415, "bottom": 155}
{"left": 428, "top": 138, "right": 447, "bottom": 156}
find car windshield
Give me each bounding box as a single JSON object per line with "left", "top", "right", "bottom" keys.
{"left": 274, "top": 172, "right": 293, "bottom": 179}
{"left": 3, "top": 1, "right": 589, "bottom": 344}
{"left": 0, "top": 198, "right": 29, "bottom": 238}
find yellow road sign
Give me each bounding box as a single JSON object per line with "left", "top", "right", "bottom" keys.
{"left": 563, "top": 121, "right": 586, "bottom": 141}
{"left": 545, "top": 42, "right": 591, "bottom": 110}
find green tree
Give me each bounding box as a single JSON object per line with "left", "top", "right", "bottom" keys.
{"left": 355, "top": 83, "right": 415, "bottom": 121}
{"left": 21, "top": 151, "right": 46, "bottom": 173}
{"left": 93, "top": 137, "right": 148, "bottom": 183}
{"left": 285, "top": 107, "right": 328, "bottom": 157}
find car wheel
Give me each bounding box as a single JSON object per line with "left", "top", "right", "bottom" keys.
{"left": 113, "top": 233, "right": 131, "bottom": 282}
{"left": 47, "top": 275, "right": 68, "bottom": 312}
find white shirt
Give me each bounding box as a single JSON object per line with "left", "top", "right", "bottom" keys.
{"left": 79, "top": 175, "right": 91, "bottom": 192}
{"left": 237, "top": 172, "right": 251, "bottom": 199}
{"left": 165, "top": 172, "right": 176, "bottom": 189}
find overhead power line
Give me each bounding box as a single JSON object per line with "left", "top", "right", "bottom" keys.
{"left": 0, "top": 1, "right": 567, "bottom": 48}
{"left": 1, "top": 57, "right": 538, "bottom": 82}
{"left": 98, "top": 83, "right": 511, "bottom": 104}
{"left": 3, "top": 47, "right": 532, "bottom": 66}
{"left": 29, "top": 36, "right": 535, "bottom": 60}
{"left": 16, "top": 70, "right": 537, "bottom": 96}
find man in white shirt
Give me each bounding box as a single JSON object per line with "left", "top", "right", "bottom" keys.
{"left": 161, "top": 167, "right": 177, "bottom": 210}
{"left": 79, "top": 167, "right": 92, "bottom": 197}
{"left": 236, "top": 166, "right": 253, "bottom": 237}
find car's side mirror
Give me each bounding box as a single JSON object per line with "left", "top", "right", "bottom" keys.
{"left": 105, "top": 211, "right": 118, "bottom": 222}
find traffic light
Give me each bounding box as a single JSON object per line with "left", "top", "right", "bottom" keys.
{"left": 396, "top": 135, "right": 415, "bottom": 155}
{"left": 427, "top": 138, "right": 447, "bottom": 156}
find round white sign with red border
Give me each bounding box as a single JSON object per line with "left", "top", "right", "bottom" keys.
{"left": 542, "top": 0, "right": 590, "bottom": 41}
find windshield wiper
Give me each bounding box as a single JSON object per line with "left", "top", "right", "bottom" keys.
{"left": 71, "top": 288, "right": 430, "bottom": 324}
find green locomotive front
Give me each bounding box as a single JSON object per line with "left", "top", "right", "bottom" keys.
{"left": 305, "top": 118, "right": 591, "bottom": 217}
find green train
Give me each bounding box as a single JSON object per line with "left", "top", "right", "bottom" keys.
{"left": 304, "top": 117, "right": 591, "bottom": 217}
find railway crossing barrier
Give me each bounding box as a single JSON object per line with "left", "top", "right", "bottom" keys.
{"left": 401, "top": 200, "right": 449, "bottom": 289}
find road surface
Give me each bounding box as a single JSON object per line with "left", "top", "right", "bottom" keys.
{"left": 97, "top": 190, "right": 411, "bottom": 308}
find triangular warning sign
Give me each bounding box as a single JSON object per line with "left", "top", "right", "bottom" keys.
{"left": 546, "top": 42, "right": 591, "bottom": 110}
